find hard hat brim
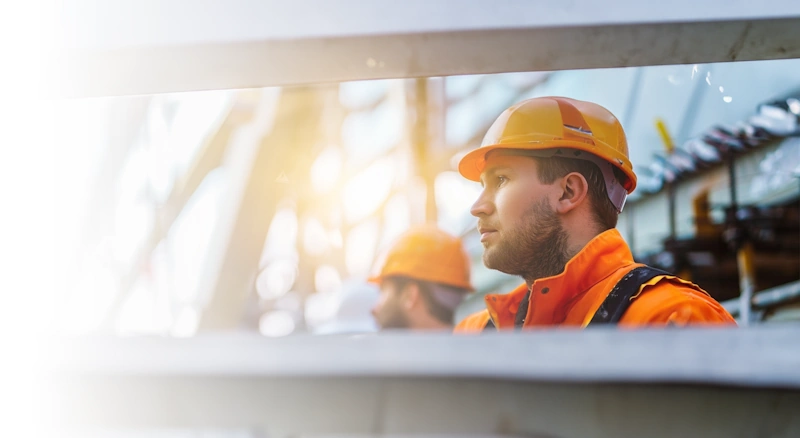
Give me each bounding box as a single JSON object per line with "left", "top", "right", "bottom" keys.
{"left": 458, "top": 141, "right": 637, "bottom": 193}
{"left": 367, "top": 273, "right": 474, "bottom": 292}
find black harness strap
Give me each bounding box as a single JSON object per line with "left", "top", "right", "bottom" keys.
{"left": 513, "top": 290, "right": 531, "bottom": 328}
{"left": 482, "top": 266, "right": 671, "bottom": 330}
{"left": 588, "top": 266, "right": 671, "bottom": 325}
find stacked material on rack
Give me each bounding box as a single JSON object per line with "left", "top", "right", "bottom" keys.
{"left": 636, "top": 93, "right": 800, "bottom": 195}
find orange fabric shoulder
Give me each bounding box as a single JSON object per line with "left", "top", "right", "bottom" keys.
{"left": 454, "top": 310, "right": 492, "bottom": 333}
{"left": 620, "top": 277, "right": 736, "bottom": 327}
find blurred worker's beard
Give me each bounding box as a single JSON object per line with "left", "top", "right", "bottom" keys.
{"left": 482, "top": 198, "right": 569, "bottom": 283}
{"left": 374, "top": 298, "right": 411, "bottom": 330}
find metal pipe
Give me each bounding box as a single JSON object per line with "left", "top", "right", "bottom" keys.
{"left": 728, "top": 154, "right": 738, "bottom": 207}
{"left": 724, "top": 152, "right": 758, "bottom": 325}
{"left": 668, "top": 182, "right": 677, "bottom": 240}
{"left": 737, "top": 242, "right": 756, "bottom": 325}
{"left": 722, "top": 279, "right": 800, "bottom": 317}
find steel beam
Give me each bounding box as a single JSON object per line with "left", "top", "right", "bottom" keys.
{"left": 197, "top": 87, "right": 327, "bottom": 330}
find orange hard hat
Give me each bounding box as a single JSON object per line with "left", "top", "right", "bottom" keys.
{"left": 368, "top": 225, "right": 473, "bottom": 291}
{"left": 458, "top": 96, "right": 636, "bottom": 213}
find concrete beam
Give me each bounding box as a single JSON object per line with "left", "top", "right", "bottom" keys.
{"left": 52, "top": 376, "right": 800, "bottom": 437}
{"left": 49, "top": 0, "right": 800, "bottom": 97}
{"left": 50, "top": 328, "right": 800, "bottom": 436}
{"left": 54, "top": 327, "right": 800, "bottom": 388}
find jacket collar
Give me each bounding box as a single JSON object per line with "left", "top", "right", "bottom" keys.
{"left": 484, "top": 228, "right": 633, "bottom": 327}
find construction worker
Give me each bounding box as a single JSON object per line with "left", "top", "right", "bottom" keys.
{"left": 455, "top": 96, "right": 736, "bottom": 331}
{"left": 369, "top": 225, "right": 473, "bottom": 330}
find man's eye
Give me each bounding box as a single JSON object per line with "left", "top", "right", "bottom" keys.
{"left": 496, "top": 176, "right": 508, "bottom": 186}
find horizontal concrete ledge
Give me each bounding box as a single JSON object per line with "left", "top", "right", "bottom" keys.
{"left": 52, "top": 375, "right": 800, "bottom": 436}
{"left": 51, "top": 326, "right": 800, "bottom": 389}
{"left": 47, "top": 0, "right": 800, "bottom": 97}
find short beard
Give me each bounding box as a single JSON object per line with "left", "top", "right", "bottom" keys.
{"left": 482, "top": 198, "right": 569, "bottom": 283}
{"left": 375, "top": 301, "right": 410, "bottom": 330}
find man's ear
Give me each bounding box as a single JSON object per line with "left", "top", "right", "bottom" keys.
{"left": 401, "top": 282, "right": 420, "bottom": 310}
{"left": 556, "top": 172, "right": 589, "bottom": 214}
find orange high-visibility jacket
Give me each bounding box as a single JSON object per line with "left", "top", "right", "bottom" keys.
{"left": 455, "top": 229, "right": 736, "bottom": 332}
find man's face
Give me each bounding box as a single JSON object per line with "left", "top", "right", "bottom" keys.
{"left": 371, "top": 281, "right": 410, "bottom": 329}
{"left": 471, "top": 154, "right": 569, "bottom": 281}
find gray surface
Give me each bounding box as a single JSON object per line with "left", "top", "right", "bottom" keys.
{"left": 52, "top": 375, "right": 800, "bottom": 437}
{"left": 48, "top": 0, "right": 800, "bottom": 97}
{"left": 49, "top": 328, "right": 800, "bottom": 436}
{"left": 53, "top": 326, "right": 800, "bottom": 388}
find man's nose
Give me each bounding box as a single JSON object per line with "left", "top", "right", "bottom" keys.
{"left": 470, "top": 190, "right": 494, "bottom": 217}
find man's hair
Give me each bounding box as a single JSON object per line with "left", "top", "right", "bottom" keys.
{"left": 533, "top": 156, "right": 625, "bottom": 230}
{"left": 385, "top": 276, "right": 469, "bottom": 325}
